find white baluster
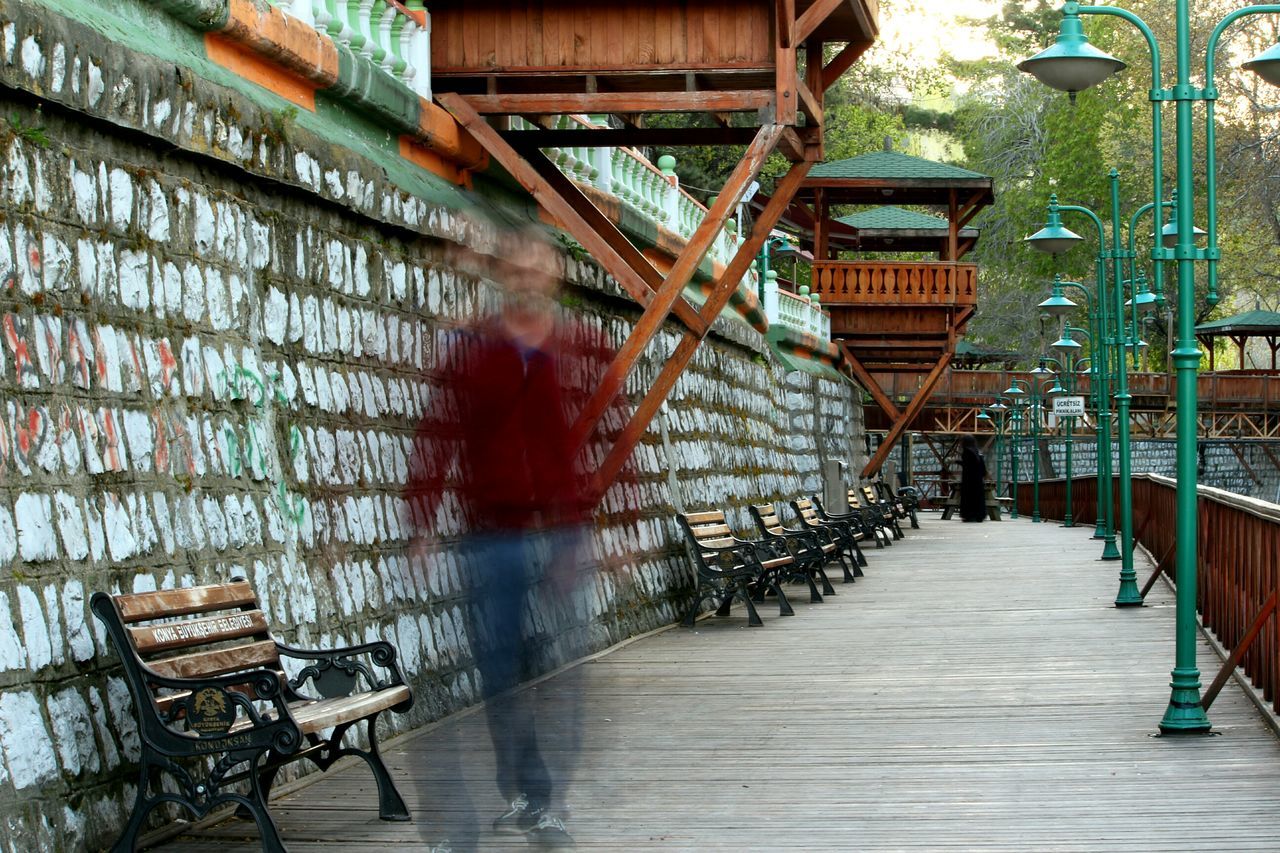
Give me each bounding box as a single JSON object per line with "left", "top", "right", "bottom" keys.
{"left": 342, "top": 1, "right": 365, "bottom": 51}
{"left": 610, "top": 149, "right": 627, "bottom": 198}
{"left": 312, "top": 0, "right": 333, "bottom": 36}
{"left": 358, "top": 1, "right": 380, "bottom": 58}
{"left": 287, "top": 0, "right": 315, "bottom": 26}
{"left": 404, "top": 1, "right": 431, "bottom": 98}
{"left": 764, "top": 269, "right": 779, "bottom": 327}
{"left": 378, "top": 3, "right": 399, "bottom": 71}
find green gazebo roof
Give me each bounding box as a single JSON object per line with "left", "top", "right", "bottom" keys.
{"left": 1194, "top": 309, "right": 1280, "bottom": 336}
{"left": 810, "top": 151, "right": 988, "bottom": 181}
{"left": 835, "top": 206, "right": 955, "bottom": 232}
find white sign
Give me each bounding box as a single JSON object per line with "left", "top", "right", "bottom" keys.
{"left": 1053, "top": 395, "right": 1086, "bottom": 417}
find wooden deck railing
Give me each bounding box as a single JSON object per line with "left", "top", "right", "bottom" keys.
{"left": 871, "top": 369, "right": 1280, "bottom": 412}
{"left": 811, "top": 261, "right": 977, "bottom": 306}
{"left": 1019, "top": 474, "right": 1278, "bottom": 717}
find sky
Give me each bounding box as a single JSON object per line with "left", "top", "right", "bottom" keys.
{"left": 877, "top": 0, "right": 1003, "bottom": 66}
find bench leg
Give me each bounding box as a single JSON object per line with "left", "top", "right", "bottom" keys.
{"left": 241, "top": 756, "right": 290, "bottom": 853}
{"left": 766, "top": 577, "right": 795, "bottom": 616}
{"left": 834, "top": 550, "right": 856, "bottom": 583}
{"left": 850, "top": 537, "right": 868, "bottom": 571}
{"left": 816, "top": 566, "right": 837, "bottom": 597}
{"left": 738, "top": 588, "right": 764, "bottom": 626}
{"left": 909, "top": 509, "right": 920, "bottom": 529}
{"left": 360, "top": 716, "right": 411, "bottom": 821}
{"left": 111, "top": 760, "right": 159, "bottom": 852}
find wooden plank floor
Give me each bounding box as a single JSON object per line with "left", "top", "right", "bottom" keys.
{"left": 163, "top": 516, "right": 1280, "bottom": 851}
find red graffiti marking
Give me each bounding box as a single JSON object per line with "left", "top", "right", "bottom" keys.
{"left": 153, "top": 409, "right": 169, "bottom": 474}
{"left": 101, "top": 409, "right": 124, "bottom": 471}
{"left": 158, "top": 339, "right": 178, "bottom": 393}
{"left": 67, "top": 319, "right": 92, "bottom": 388}
{"left": 3, "top": 314, "right": 35, "bottom": 385}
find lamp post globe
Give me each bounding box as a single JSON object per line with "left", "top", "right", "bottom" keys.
{"left": 1026, "top": 198, "right": 1085, "bottom": 254}
{"left": 1243, "top": 42, "right": 1280, "bottom": 87}
{"left": 1016, "top": 4, "right": 1126, "bottom": 97}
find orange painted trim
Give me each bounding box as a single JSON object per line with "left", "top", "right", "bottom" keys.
{"left": 205, "top": 33, "right": 318, "bottom": 111}
{"left": 399, "top": 136, "right": 472, "bottom": 187}
{"left": 222, "top": 0, "right": 340, "bottom": 83}
{"left": 416, "top": 101, "right": 488, "bottom": 170}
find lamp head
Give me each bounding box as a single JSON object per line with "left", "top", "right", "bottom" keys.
{"left": 1243, "top": 42, "right": 1280, "bottom": 88}
{"left": 1016, "top": 4, "right": 1126, "bottom": 97}
{"left": 1052, "top": 333, "right": 1083, "bottom": 355}
{"left": 1157, "top": 189, "right": 1206, "bottom": 248}
{"left": 1025, "top": 196, "right": 1084, "bottom": 254}
{"left": 1039, "top": 274, "right": 1079, "bottom": 316}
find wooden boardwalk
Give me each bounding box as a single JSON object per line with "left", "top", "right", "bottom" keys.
{"left": 165, "top": 516, "right": 1280, "bottom": 852}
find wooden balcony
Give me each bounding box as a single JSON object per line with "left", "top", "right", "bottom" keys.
{"left": 812, "top": 261, "right": 978, "bottom": 306}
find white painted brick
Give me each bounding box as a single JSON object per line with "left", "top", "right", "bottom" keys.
{"left": 86, "top": 687, "right": 120, "bottom": 771}
{"left": 104, "top": 677, "right": 140, "bottom": 763}
{"left": 53, "top": 491, "right": 88, "bottom": 561}
{"left": 61, "top": 580, "right": 93, "bottom": 663}
{"left": 0, "top": 502, "right": 15, "bottom": 564}
{"left": 101, "top": 493, "right": 137, "bottom": 562}
{"left": 16, "top": 585, "right": 50, "bottom": 670}
{"left": 107, "top": 167, "right": 133, "bottom": 230}
{"left": 0, "top": 691, "right": 59, "bottom": 789}
{"left": 47, "top": 686, "right": 97, "bottom": 777}
{"left": 15, "top": 493, "right": 56, "bottom": 562}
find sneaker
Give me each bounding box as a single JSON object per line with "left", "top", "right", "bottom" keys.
{"left": 525, "top": 810, "right": 575, "bottom": 848}
{"left": 493, "top": 793, "right": 533, "bottom": 833}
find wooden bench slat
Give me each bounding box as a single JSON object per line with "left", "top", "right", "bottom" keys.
{"left": 232, "top": 686, "right": 413, "bottom": 736}
{"left": 146, "top": 639, "right": 281, "bottom": 680}
{"left": 115, "top": 581, "right": 256, "bottom": 623}
{"left": 129, "top": 610, "right": 270, "bottom": 654}
{"left": 691, "top": 523, "right": 733, "bottom": 539}
{"left": 682, "top": 510, "right": 725, "bottom": 524}
{"left": 700, "top": 536, "right": 736, "bottom": 549}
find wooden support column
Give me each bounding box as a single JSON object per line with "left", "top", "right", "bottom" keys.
{"left": 822, "top": 41, "right": 870, "bottom": 91}
{"left": 862, "top": 352, "right": 954, "bottom": 478}
{"left": 813, "top": 188, "right": 829, "bottom": 260}
{"left": 793, "top": 0, "right": 843, "bottom": 45}
{"left": 568, "top": 125, "right": 785, "bottom": 454}
{"left": 946, "top": 188, "right": 958, "bottom": 262}
{"left": 591, "top": 161, "right": 815, "bottom": 495}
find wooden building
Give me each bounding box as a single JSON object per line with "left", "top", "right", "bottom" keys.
{"left": 429, "top": 1, "right": 880, "bottom": 494}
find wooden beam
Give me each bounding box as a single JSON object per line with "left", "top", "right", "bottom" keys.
{"left": 1201, "top": 590, "right": 1277, "bottom": 711}
{"left": 460, "top": 91, "right": 775, "bottom": 115}
{"left": 777, "top": 0, "right": 796, "bottom": 48}
{"left": 591, "top": 159, "right": 814, "bottom": 495}
{"left": 955, "top": 188, "right": 990, "bottom": 228}
{"left": 776, "top": 127, "right": 807, "bottom": 162}
{"left": 438, "top": 94, "right": 706, "bottom": 338}
{"left": 568, "top": 125, "right": 785, "bottom": 455}
{"left": 947, "top": 188, "right": 958, "bottom": 262}
{"left": 862, "top": 352, "right": 954, "bottom": 478}
{"left": 822, "top": 40, "right": 870, "bottom": 91}
{"left": 840, "top": 343, "right": 901, "bottom": 420}
{"left": 793, "top": 0, "right": 844, "bottom": 47}
{"left": 796, "top": 78, "right": 823, "bottom": 128}
{"left": 775, "top": 43, "right": 798, "bottom": 126}
{"left": 813, "top": 188, "right": 829, "bottom": 260}
{"left": 523, "top": 150, "right": 707, "bottom": 335}
{"left": 501, "top": 127, "right": 767, "bottom": 148}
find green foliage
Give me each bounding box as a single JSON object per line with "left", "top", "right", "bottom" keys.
{"left": 5, "top": 112, "right": 51, "bottom": 148}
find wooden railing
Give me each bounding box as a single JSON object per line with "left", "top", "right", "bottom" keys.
{"left": 1020, "top": 474, "right": 1279, "bottom": 717}
{"left": 871, "top": 369, "right": 1280, "bottom": 412}
{"left": 275, "top": 0, "right": 432, "bottom": 97}
{"left": 811, "top": 261, "right": 978, "bottom": 306}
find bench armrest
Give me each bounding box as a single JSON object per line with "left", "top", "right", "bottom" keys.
{"left": 140, "top": 666, "right": 303, "bottom": 756}
{"left": 693, "top": 539, "right": 764, "bottom": 578}
{"left": 277, "top": 640, "right": 411, "bottom": 703}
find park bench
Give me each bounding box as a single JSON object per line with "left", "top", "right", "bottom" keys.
{"left": 789, "top": 497, "right": 867, "bottom": 580}
{"left": 91, "top": 580, "right": 414, "bottom": 853}
{"left": 810, "top": 494, "right": 885, "bottom": 554}
{"left": 847, "top": 489, "right": 896, "bottom": 545}
{"left": 859, "top": 485, "right": 906, "bottom": 540}
{"left": 877, "top": 480, "right": 921, "bottom": 529}
{"left": 749, "top": 502, "right": 839, "bottom": 600}
{"left": 677, "top": 510, "right": 798, "bottom": 626}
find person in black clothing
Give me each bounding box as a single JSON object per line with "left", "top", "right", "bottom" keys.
{"left": 959, "top": 434, "right": 988, "bottom": 523}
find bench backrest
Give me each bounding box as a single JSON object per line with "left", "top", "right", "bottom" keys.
{"left": 750, "top": 503, "right": 787, "bottom": 536}
{"left": 791, "top": 497, "right": 824, "bottom": 528}
{"left": 848, "top": 489, "right": 862, "bottom": 508}
{"left": 677, "top": 509, "right": 754, "bottom": 574}
{"left": 861, "top": 485, "right": 881, "bottom": 506}
{"left": 91, "top": 581, "right": 283, "bottom": 725}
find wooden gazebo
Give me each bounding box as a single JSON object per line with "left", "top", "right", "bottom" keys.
{"left": 1195, "top": 309, "right": 1280, "bottom": 372}
{"left": 429, "top": 1, "right": 879, "bottom": 492}
{"left": 781, "top": 150, "right": 994, "bottom": 476}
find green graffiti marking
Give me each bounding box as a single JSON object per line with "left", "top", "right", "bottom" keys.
{"left": 216, "top": 363, "right": 307, "bottom": 529}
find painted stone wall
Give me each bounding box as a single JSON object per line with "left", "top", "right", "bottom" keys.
{"left": 0, "top": 2, "right": 864, "bottom": 849}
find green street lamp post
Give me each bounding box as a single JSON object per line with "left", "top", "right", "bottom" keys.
{"left": 1019, "top": 0, "right": 1280, "bottom": 733}
{"left": 1027, "top": 199, "right": 1120, "bottom": 561}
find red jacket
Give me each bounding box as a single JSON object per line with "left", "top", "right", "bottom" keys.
{"left": 405, "top": 320, "right": 617, "bottom": 534}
